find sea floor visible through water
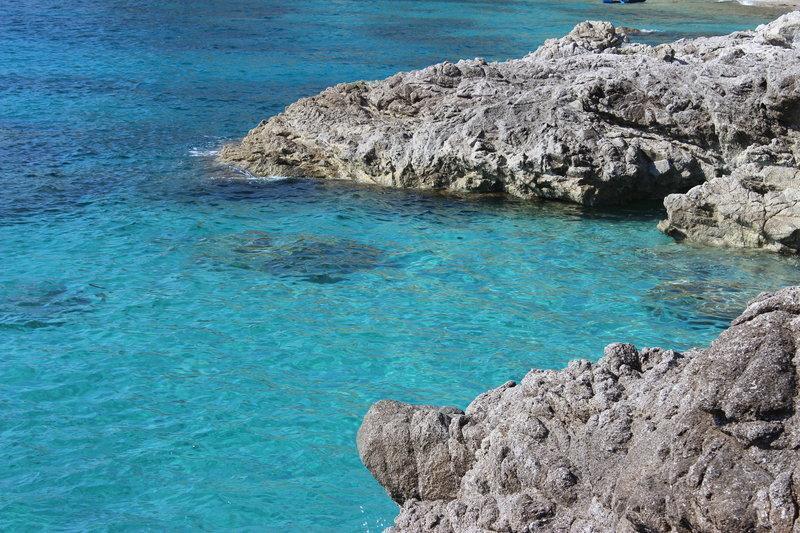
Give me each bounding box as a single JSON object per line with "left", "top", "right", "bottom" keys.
{"left": 2, "top": 0, "right": 799, "bottom": 530}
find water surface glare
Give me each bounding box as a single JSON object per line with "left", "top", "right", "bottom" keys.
{"left": 2, "top": 0, "right": 799, "bottom": 530}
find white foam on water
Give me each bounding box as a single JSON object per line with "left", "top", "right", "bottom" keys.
{"left": 210, "top": 169, "right": 292, "bottom": 183}
{"left": 234, "top": 166, "right": 293, "bottom": 182}
{"left": 189, "top": 147, "right": 221, "bottom": 157}
{"left": 241, "top": 174, "right": 292, "bottom": 183}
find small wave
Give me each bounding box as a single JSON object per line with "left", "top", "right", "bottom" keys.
{"left": 189, "top": 147, "right": 221, "bottom": 157}
{"left": 621, "top": 26, "right": 662, "bottom": 36}
{"left": 210, "top": 172, "right": 291, "bottom": 183}
{"left": 239, "top": 174, "right": 292, "bottom": 183}
{"left": 224, "top": 164, "right": 294, "bottom": 182}
{"left": 618, "top": 26, "right": 663, "bottom": 37}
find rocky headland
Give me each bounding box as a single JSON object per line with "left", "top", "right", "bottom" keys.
{"left": 358, "top": 286, "right": 800, "bottom": 532}
{"left": 221, "top": 12, "right": 800, "bottom": 252}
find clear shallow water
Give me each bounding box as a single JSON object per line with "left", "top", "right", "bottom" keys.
{"left": 2, "top": 0, "right": 799, "bottom": 530}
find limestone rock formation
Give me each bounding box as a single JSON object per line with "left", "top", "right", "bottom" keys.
{"left": 221, "top": 13, "right": 800, "bottom": 251}
{"left": 358, "top": 286, "right": 800, "bottom": 532}
{"left": 659, "top": 164, "right": 800, "bottom": 253}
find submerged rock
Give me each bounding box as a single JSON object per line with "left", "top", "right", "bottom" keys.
{"left": 644, "top": 278, "right": 751, "bottom": 329}
{"left": 0, "top": 281, "right": 103, "bottom": 329}
{"left": 194, "top": 230, "right": 275, "bottom": 271}
{"left": 258, "top": 235, "right": 384, "bottom": 283}
{"left": 221, "top": 13, "right": 800, "bottom": 251}
{"left": 195, "top": 231, "right": 384, "bottom": 283}
{"left": 358, "top": 286, "right": 800, "bottom": 532}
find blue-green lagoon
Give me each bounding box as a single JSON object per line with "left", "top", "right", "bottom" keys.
{"left": 2, "top": 1, "right": 799, "bottom": 530}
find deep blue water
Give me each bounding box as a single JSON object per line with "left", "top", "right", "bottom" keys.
{"left": 2, "top": 1, "right": 798, "bottom": 530}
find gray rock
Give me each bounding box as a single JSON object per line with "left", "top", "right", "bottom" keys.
{"left": 221, "top": 13, "right": 800, "bottom": 251}
{"left": 659, "top": 164, "right": 800, "bottom": 253}
{"left": 358, "top": 286, "right": 800, "bottom": 532}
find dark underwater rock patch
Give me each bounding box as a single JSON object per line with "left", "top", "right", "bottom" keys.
{"left": 195, "top": 231, "right": 384, "bottom": 283}
{"left": 0, "top": 282, "right": 104, "bottom": 329}
{"left": 193, "top": 230, "right": 274, "bottom": 271}
{"left": 644, "top": 279, "right": 751, "bottom": 330}
{"left": 259, "top": 235, "right": 384, "bottom": 283}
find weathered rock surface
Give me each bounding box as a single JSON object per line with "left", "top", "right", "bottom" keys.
{"left": 659, "top": 163, "right": 800, "bottom": 252}
{"left": 221, "top": 13, "right": 800, "bottom": 250}
{"left": 358, "top": 286, "right": 800, "bottom": 532}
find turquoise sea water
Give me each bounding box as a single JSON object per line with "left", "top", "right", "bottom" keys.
{"left": 2, "top": 1, "right": 799, "bottom": 530}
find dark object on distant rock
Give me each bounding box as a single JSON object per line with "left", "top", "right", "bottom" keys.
{"left": 221, "top": 13, "right": 800, "bottom": 252}
{"left": 358, "top": 286, "right": 800, "bottom": 532}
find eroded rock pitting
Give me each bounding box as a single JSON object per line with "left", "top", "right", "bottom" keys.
{"left": 221, "top": 13, "right": 800, "bottom": 252}
{"left": 358, "top": 286, "right": 800, "bottom": 532}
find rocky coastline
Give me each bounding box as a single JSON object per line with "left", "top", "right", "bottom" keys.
{"left": 221, "top": 13, "right": 800, "bottom": 253}
{"left": 358, "top": 286, "right": 800, "bottom": 532}
{"left": 220, "top": 14, "right": 800, "bottom": 531}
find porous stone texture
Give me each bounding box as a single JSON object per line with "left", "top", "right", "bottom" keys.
{"left": 358, "top": 286, "right": 800, "bottom": 532}
{"left": 221, "top": 13, "right": 800, "bottom": 251}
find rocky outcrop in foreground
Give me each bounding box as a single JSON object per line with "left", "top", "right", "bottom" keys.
{"left": 358, "top": 286, "right": 800, "bottom": 532}
{"left": 221, "top": 13, "right": 800, "bottom": 252}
